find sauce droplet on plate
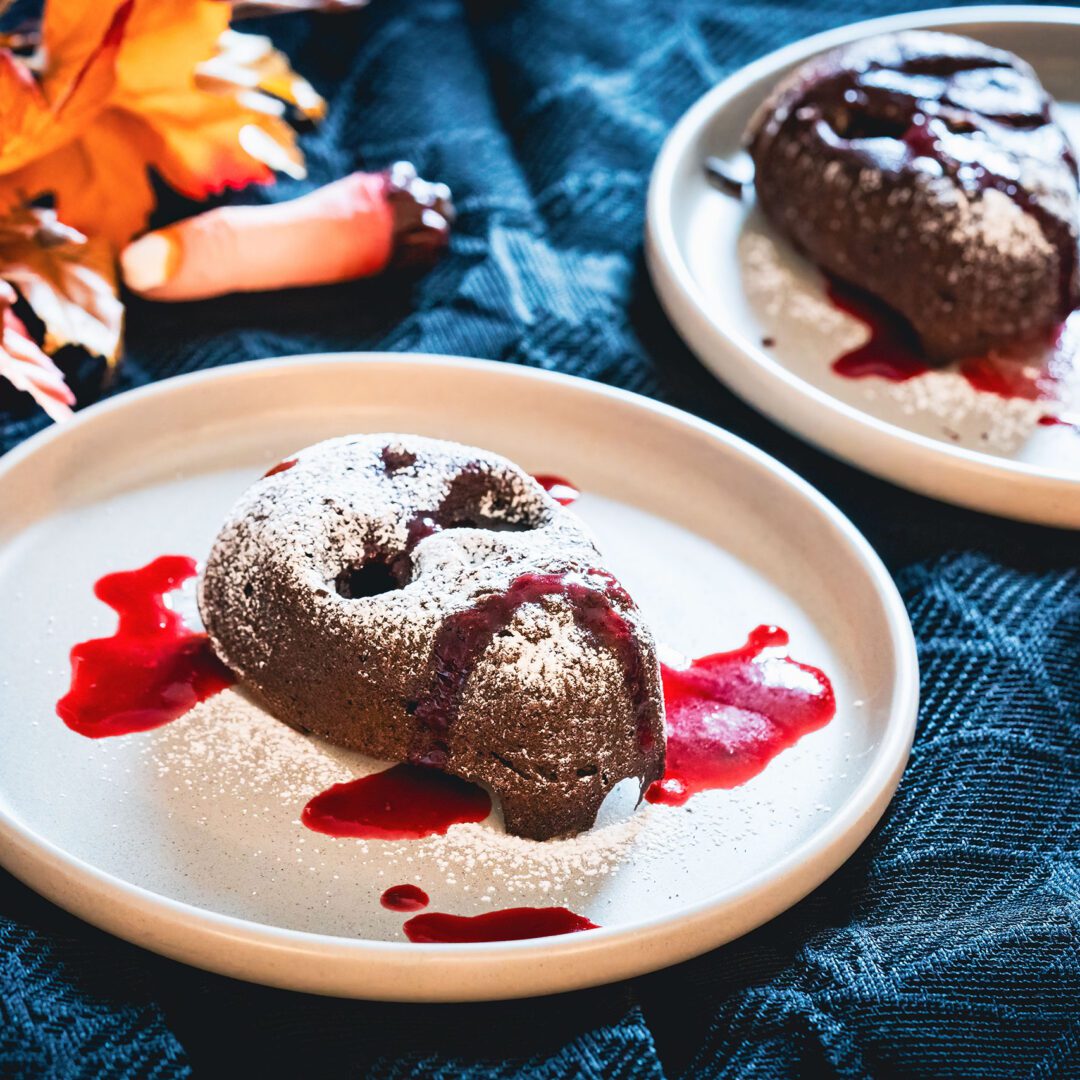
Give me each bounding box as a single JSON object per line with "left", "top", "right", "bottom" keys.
{"left": 381, "top": 884, "right": 430, "bottom": 912}
{"left": 533, "top": 474, "right": 580, "bottom": 506}
{"left": 263, "top": 457, "right": 297, "bottom": 478}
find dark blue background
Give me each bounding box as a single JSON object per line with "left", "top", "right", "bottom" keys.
{"left": 1, "top": 1, "right": 1078, "bottom": 1076}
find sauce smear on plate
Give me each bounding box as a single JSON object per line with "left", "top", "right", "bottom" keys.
{"left": 403, "top": 906, "right": 598, "bottom": 943}
{"left": 57, "top": 556, "right": 234, "bottom": 738}
{"left": 302, "top": 764, "right": 491, "bottom": 840}
{"left": 647, "top": 625, "right": 835, "bottom": 806}
{"left": 827, "top": 276, "right": 1077, "bottom": 406}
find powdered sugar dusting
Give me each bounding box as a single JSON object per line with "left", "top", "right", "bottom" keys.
{"left": 123, "top": 685, "right": 830, "bottom": 910}
{"left": 959, "top": 187, "right": 1049, "bottom": 260}
{"left": 139, "top": 688, "right": 650, "bottom": 892}
{"left": 200, "top": 433, "right": 606, "bottom": 686}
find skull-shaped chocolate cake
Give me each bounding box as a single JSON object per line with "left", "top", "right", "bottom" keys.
{"left": 199, "top": 434, "right": 665, "bottom": 841}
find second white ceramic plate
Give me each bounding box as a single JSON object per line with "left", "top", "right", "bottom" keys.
{"left": 0, "top": 355, "right": 916, "bottom": 1000}
{"left": 647, "top": 5, "right": 1080, "bottom": 528}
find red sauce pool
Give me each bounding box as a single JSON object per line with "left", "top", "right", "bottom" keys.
{"left": 403, "top": 906, "right": 598, "bottom": 943}
{"left": 381, "top": 884, "right": 430, "bottom": 912}
{"left": 827, "top": 277, "right": 1077, "bottom": 402}
{"left": 647, "top": 625, "right": 836, "bottom": 806}
{"left": 301, "top": 764, "right": 491, "bottom": 840}
{"left": 533, "top": 474, "right": 580, "bottom": 506}
{"left": 826, "top": 279, "right": 930, "bottom": 382}
{"left": 57, "top": 556, "right": 234, "bottom": 738}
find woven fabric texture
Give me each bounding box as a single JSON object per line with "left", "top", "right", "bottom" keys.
{"left": 1, "top": 1, "right": 1077, "bottom": 1077}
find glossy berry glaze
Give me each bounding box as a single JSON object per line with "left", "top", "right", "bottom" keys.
{"left": 403, "top": 906, "right": 598, "bottom": 943}
{"left": 381, "top": 884, "right": 430, "bottom": 912}
{"left": 410, "top": 568, "right": 656, "bottom": 768}
{"left": 828, "top": 277, "right": 1078, "bottom": 407}
{"left": 533, "top": 474, "right": 580, "bottom": 506}
{"left": 57, "top": 557, "right": 234, "bottom": 738}
{"left": 302, "top": 764, "right": 491, "bottom": 840}
{"left": 646, "top": 625, "right": 835, "bottom": 806}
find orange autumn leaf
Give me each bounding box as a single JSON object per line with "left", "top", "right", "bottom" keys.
{"left": 0, "top": 205, "right": 123, "bottom": 370}
{"left": 0, "top": 0, "right": 323, "bottom": 248}
{"left": 0, "top": 280, "right": 75, "bottom": 422}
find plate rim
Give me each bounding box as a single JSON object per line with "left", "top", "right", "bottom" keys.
{"left": 0, "top": 353, "right": 919, "bottom": 1000}
{"left": 645, "top": 4, "right": 1080, "bottom": 528}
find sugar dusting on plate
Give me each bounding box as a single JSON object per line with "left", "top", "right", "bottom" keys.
{"left": 738, "top": 226, "right": 1076, "bottom": 454}
{"left": 101, "top": 686, "right": 832, "bottom": 915}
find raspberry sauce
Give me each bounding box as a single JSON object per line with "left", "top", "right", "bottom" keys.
{"left": 410, "top": 569, "right": 657, "bottom": 767}
{"left": 646, "top": 625, "right": 835, "bottom": 806}
{"left": 301, "top": 764, "right": 491, "bottom": 840}
{"left": 828, "top": 277, "right": 1077, "bottom": 402}
{"left": 1038, "top": 414, "right": 1079, "bottom": 430}
{"left": 263, "top": 457, "right": 297, "bottom": 478}
{"left": 826, "top": 279, "right": 930, "bottom": 382}
{"left": 403, "top": 906, "right": 598, "bottom": 943}
{"left": 533, "top": 474, "right": 580, "bottom": 506}
{"left": 57, "top": 556, "right": 234, "bottom": 738}
{"left": 381, "top": 884, "right": 430, "bottom": 912}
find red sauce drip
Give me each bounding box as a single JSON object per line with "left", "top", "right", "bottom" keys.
{"left": 381, "top": 884, "right": 430, "bottom": 912}
{"left": 57, "top": 556, "right": 234, "bottom": 738}
{"left": 1038, "top": 414, "right": 1079, "bottom": 430}
{"left": 410, "top": 569, "right": 657, "bottom": 767}
{"left": 263, "top": 457, "right": 297, "bottom": 478}
{"left": 646, "top": 625, "right": 835, "bottom": 806}
{"left": 533, "top": 474, "right": 580, "bottom": 506}
{"left": 828, "top": 277, "right": 1077, "bottom": 401}
{"left": 403, "top": 906, "right": 598, "bottom": 943}
{"left": 302, "top": 764, "right": 491, "bottom": 840}
{"left": 826, "top": 279, "right": 930, "bottom": 382}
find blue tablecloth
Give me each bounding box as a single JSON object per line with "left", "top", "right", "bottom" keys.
{"left": 1, "top": 1, "right": 1077, "bottom": 1076}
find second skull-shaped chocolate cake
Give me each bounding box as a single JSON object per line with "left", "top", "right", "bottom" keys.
{"left": 746, "top": 31, "right": 1080, "bottom": 359}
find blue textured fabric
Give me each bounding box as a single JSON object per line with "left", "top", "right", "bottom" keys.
{"left": 1, "top": 1, "right": 1078, "bottom": 1077}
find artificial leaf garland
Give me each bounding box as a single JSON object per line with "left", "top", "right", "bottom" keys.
{"left": 0, "top": 0, "right": 327, "bottom": 418}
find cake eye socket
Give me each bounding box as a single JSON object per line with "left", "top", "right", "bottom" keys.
{"left": 335, "top": 561, "right": 402, "bottom": 599}
{"left": 827, "top": 106, "right": 910, "bottom": 141}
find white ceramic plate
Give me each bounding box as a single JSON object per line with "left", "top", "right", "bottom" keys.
{"left": 646, "top": 6, "right": 1080, "bottom": 528}
{"left": 0, "top": 355, "right": 917, "bottom": 1000}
